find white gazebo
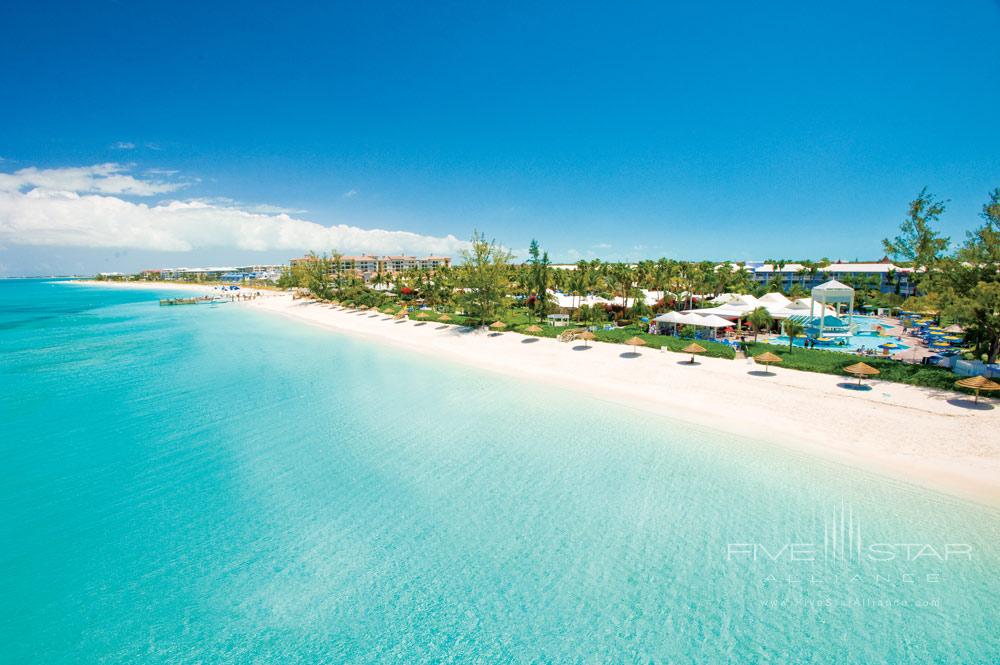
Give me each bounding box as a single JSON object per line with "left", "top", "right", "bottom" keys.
{"left": 810, "top": 280, "right": 855, "bottom": 336}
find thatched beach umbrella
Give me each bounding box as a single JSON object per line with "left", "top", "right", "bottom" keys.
{"left": 523, "top": 324, "right": 543, "bottom": 334}
{"left": 682, "top": 342, "right": 706, "bottom": 364}
{"left": 438, "top": 314, "right": 452, "bottom": 322}
{"left": 954, "top": 375, "right": 1000, "bottom": 404}
{"left": 416, "top": 312, "right": 430, "bottom": 319}
{"left": 369, "top": 305, "right": 380, "bottom": 311}
{"left": 624, "top": 336, "right": 647, "bottom": 356}
{"left": 489, "top": 321, "right": 507, "bottom": 333}
{"left": 754, "top": 351, "right": 783, "bottom": 374}
{"left": 382, "top": 306, "right": 395, "bottom": 314}
{"left": 843, "top": 361, "right": 880, "bottom": 387}
{"left": 577, "top": 330, "right": 596, "bottom": 348}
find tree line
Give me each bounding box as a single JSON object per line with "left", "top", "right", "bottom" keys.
{"left": 280, "top": 187, "right": 999, "bottom": 363}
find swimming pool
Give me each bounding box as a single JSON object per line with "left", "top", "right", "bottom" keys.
{"left": 770, "top": 315, "right": 910, "bottom": 353}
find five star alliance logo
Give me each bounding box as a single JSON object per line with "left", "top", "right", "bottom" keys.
{"left": 726, "top": 503, "right": 973, "bottom": 564}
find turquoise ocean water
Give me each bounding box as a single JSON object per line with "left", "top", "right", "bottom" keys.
{"left": 1, "top": 280, "right": 998, "bottom": 663}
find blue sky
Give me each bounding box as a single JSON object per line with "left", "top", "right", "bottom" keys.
{"left": 1, "top": 0, "right": 999, "bottom": 275}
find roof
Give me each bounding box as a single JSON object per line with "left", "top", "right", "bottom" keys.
{"left": 758, "top": 292, "right": 791, "bottom": 306}
{"left": 753, "top": 263, "right": 807, "bottom": 274}
{"left": 786, "top": 314, "right": 848, "bottom": 328}
{"left": 811, "top": 279, "right": 854, "bottom": 296}
{"left": 690, "top": 313, "right": 736, "bottom": 328}
{"left": 821, "top": 262, "right": 911, "bottom": 273}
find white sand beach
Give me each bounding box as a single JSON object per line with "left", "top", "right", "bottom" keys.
{"left": 79, "top": 281, "right": 1000, "bottom": 506}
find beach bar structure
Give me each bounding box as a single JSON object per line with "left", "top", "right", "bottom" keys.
{"left": 809, "top": 280, "right": 855, "bottom": 338}
{"left": 653, "top": 311, "right": 733, "bottom": 338}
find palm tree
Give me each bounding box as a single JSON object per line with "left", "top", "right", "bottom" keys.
{"left": 787, "top": 283, "right": 809, "bottom": 299}
{"left": 568, "top": 264, "right": 588, "bottom": 319}
{"left": 748, "top": 306, "right": 773, "bottom": 342}
{"left": 782, "top": 318, "right": 805, "bottom": 352}
{"left": 608, "top": 263, "right": 634, "bottom": 310}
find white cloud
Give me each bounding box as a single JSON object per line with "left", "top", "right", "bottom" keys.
{"left": 189, "top": 197, "right": 305, "bottom": 214}
{"left": 112, "top": 141, "right": 136, "bottom": 150}
{"left": 0, "top": 164, "right": 468, "bottom": 256}
{"left": 342, "top": 189, "right": 358, "bottom": 199}
{"left": 0, "top": 163, "right": 183, "bottom": 197}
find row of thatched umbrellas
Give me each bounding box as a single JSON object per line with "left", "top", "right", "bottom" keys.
{"left": 836, "top": 362, "right": 999, "bottom": 401}
{"left": 382, "top": 309, "right": 1000, "bottom": 402}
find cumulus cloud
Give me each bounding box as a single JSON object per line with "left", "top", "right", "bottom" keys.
{"left": 342, "top": 189, "right": 358, "bottom": 199}
{"left": 0, "top": 164, "right": 468, "bottom": 256}
{"left": 112, "top": 141, "right": 136, "bottom": 150}
{"left": 0, "top": 163, "right": 183, "bottom": 197}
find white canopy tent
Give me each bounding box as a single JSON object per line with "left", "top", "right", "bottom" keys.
{"left": 690, "top": 314, "right": 737, "bottom": 328}
{"left": 654, "top": 311, "right": 734, "bottom": 338}
{"left": 687, "top": 293, "right": 836, "bottom": 323}
{"left": 653, "top": 311, "right": 692, "bottom": 324}
{"left": 810, "top": 280, "right": 855, "bottom": 336}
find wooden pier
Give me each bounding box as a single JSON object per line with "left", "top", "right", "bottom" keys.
{"left": 159, "top": 297, "right": 221, "bottom": 306}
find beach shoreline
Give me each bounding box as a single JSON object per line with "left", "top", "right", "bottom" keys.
{"left": 75, "top": 280, "right": 1000, "bottom": 507}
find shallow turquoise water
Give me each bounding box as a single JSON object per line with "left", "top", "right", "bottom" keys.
{"left": 1, "top": 280, "right": 998, "bottom": 663}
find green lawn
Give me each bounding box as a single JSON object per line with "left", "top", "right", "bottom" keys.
{"left": 393, "top": 306, "right": 737, "bottom": 359}
{"left": 745, "top": 342, "right": 961, "bottom": 391}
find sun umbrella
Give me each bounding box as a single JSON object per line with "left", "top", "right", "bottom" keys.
{"left": 624, "top": 336, "right": 647, "bottom": 353}
{"left": 489, "top": 321, "right": 507, "bottom": 332}
{"left": 577, "top": 330, "right": 596, "bottom": 348}
{"left": 682, "top": 342, "right": 706, "bottom": 364}
{"left": 815, "top": 337, "right": 833, "bottom": 343}
{"left": 369, "top": 305, "right": 380, "bottom": 311}
{"left": 843, "top": 361, "right": 880, "bottom": 387}
{"left": 382, "top": 306, "right": 395, "bottom": 314}
{"left": 954, "top": 375, "right": 1000, "bottom": 404}
{"left": 754, "top": 351, "right": 782, "bottom": 374}
{"left": 438, "top": 314, "right": 452, "bottom": 322}
{"left": 415, "top": 312, "right": 429, "bottom": 319}
{"left": 523, "top": 324, "right": 543, "bottom": 334}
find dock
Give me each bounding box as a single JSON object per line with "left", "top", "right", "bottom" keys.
{"left": 159, "top": 297, "right": 222, "bottom": 306}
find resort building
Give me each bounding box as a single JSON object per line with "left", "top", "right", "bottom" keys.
{"left": 145, "top": 265, "right": 285, "bottom": 282}
{"left": 684, "top": 291, "right": 837, "bottom": 323}
{"left": 289, "top": 255, "right": 451, "bottom": 283}
{"left": 738, "top": 258, "right": 916, "bottom": 295}
{"left": 679, "top": 280, "right": 864, "bottom": 339}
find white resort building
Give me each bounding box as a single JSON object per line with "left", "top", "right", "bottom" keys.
{"left": 289, "top": 255, "right": 452, "bottom": 283}
{"left": 739, "top": 259, "right": 916, "bottom": 296}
